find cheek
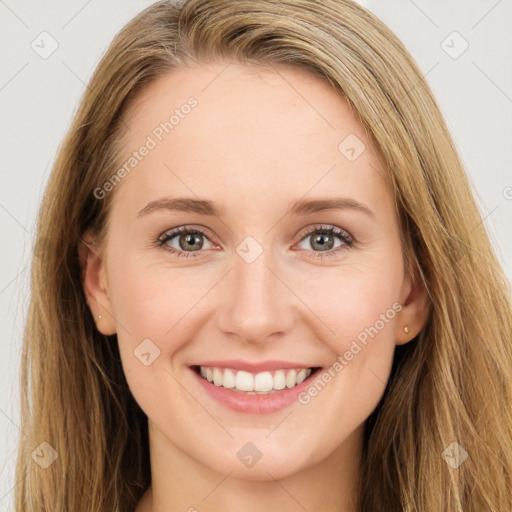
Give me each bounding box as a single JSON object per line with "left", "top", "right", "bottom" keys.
{"left": 296, "top": 261, "right": 403, "bottom": 354}
{"left": 105, "top": 255, "right": 184, "bottom": 363}
{"left": 106, "top": 258, "right": 193, "bottom": 423}
{"left": 289, "top": 289, "right": 399, "bottom": 451}
{"left": 288, "top": 254, "right": 403, "bottom": 411}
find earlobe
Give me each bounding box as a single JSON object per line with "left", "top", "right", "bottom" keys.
{"left": 77, "top": 230, "right": 117, "bottom": 335}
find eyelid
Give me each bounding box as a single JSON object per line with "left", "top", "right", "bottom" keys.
{"left": 298, "top": 224, "right": 354, "bottom": 243}
{"left": 155, "top": 225, "right": 218, "bottom": 258}
{"left": 292, "top": 224, "right": 354, "bottom": 260}
{"left": 157, "top": 225, "right": 215, "bottom": 243}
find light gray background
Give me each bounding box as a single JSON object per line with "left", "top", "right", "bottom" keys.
{"left": 1, "top": 0, "right": 511, "bottom": 509}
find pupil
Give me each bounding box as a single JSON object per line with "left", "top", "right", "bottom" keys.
{"left": 313, "top": 234, "right": 333, "bottom": 251}
{"left": 181, "top": 233, "right": 203, "bottom": 250}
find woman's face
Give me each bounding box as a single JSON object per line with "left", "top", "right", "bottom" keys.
{"left": 82, "top": 61, "right": 426, "bottom": 480}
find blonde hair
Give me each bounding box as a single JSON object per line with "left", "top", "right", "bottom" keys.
{"left": 16, "top": 0, "right": 512, "bottom": 510}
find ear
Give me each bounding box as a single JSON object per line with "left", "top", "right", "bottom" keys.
{"left": 395, "top": 263, "right": 430, "bottom": 345}
{"left": 77, "top": 229, "right": 117, "bottom": 335}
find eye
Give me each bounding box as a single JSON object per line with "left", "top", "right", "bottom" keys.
{"left": 155, "top": 226, "right": 214, "bottom": 258}
{"left": 154, "top": 223, "right": 354, "bottom": 260}
{"left": 295, "top": 224, "right": 354, "bottom": 259}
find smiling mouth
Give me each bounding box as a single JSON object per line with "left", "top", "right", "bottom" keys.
{"left": 191, "top": 365, "right": 321, "bottom": 394}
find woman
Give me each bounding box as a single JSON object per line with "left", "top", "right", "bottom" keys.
{"left": 16, "top": 0, "right": 512, "bottom": 510}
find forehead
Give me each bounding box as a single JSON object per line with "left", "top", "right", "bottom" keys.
{"left": 112, "top": 61, "right": 390, "bottom": 217}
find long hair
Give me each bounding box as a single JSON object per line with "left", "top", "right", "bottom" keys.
{"left": 16, "top": 1, "right": 512, "bottom": 510}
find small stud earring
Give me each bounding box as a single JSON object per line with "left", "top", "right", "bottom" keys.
{"left": 98, "top": 315, "right": 102, "bottom": 319}
{"left": 403, "top": 326, "right": 409, "bottom": 334}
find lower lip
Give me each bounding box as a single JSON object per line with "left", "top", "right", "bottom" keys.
{"left": 189, "top": 366, "right": 318, "bottom": 414}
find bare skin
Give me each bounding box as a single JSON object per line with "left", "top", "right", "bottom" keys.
{"left": 79, "top": 61, "right": 429, "bottom": 512}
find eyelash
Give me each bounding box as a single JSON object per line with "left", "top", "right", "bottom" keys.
{"left": 154, "top": 224, "right": 354, "bottom": 260}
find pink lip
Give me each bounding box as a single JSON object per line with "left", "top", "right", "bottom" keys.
{"left": 192, "top": 359, "right": 314, "bottom": 373}
{"left": 187, "top": 365, "right": 320, "bottom": 415}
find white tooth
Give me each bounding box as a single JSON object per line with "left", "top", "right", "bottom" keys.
{"left": 254, "top": 371, "right": 273, "bottom": 392}
{"left": 213, "top": 368, "right": 223, "bottom": 386}
{"left": 285, "top": 369, "right": 297, "bottom": 388}
{"left": 201, "top": 366, "right": 312, "bottom": 391}
{"left": 273, "top": 370, "right": 286, "bottom": 390}
{"left": 296, "top": 368, "right": 309, "bottom": 384}
{"left": 235, "top": 370, "right": 254, "bottom": 391}
{"left": 223, "top": 369, "right": 236, "bottom": 388}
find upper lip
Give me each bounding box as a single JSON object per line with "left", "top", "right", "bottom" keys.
{"left": 191, "top": 359, "right": 318, "bottom": 373}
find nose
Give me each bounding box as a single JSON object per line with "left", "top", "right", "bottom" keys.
{"left": 215, "top": 248, "right": 296, "bottom": 344}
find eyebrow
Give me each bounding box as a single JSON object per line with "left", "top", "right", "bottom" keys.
{"left": 136, "top": 196, "right": 374, "bottom": 219}
{"left": 137, "top": 197, "right": 223, "bottom": 217}
{"left": 288, "top": 197, "right": 374, "bottom": 218}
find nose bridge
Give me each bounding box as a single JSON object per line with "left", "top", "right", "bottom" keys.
{"left": 216, "top": 241, "right": 293, "bottom": 343}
